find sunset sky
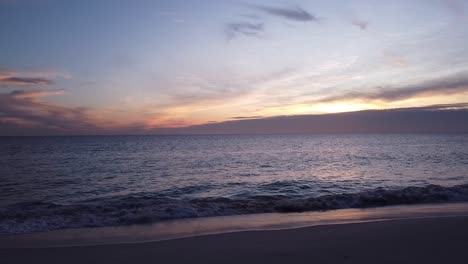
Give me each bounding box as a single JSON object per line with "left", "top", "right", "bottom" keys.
{"left": 1, "top": 0, "right": 468, "bottom": 135}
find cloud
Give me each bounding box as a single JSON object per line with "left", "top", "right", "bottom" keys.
{"left": 0, "top": 89, "right": 154, "bottom": 135}
{"left": 0, "top": 75, "right": 53, "bottom": 87}
{"left": 155, "top": 104, "right": 468, "bottom": 135}
{"left": 250, "top": 4, "right": 318, "bottom": 22}
{"left": 315, "top": 73, "right": 468, "bottom": 104}
{"left": 225, "top": 22, "right": 264, "bottom": 39}
{"left": 4, "top": 89, "right": 186, "bottom": 135}
{"left": 444, "top": 0, "right": 465, "bottom": 16}
{"left": 10, "top": 89, "right": 65, "bottom": 99}
{"left": 0, "top": 70, "right": 66, "bottom": 87}
{"left": 351, "top": 17, "right": 369, "bottom": 30}
{"left": 231, "top": 116, "right": 264, "bottom": 120}
{"left": 159, "top": 67, "right": 296, "bottom": 108}
{"left": 382, "top": 50, "right": 408, "bottom": 67}
{"left": 0, "top": 90, "right": 91, "bottom": 131}
{"left": 224, "top": 4, "right": 317, "bottom": 40}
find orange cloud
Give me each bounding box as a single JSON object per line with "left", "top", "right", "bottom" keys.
{"left": 10, "top": 89, "right": 65, "bottom": 99}
{"left": 0, "top": 89, "right": 166, "bottom": 135}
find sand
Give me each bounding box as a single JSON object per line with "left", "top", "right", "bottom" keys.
{"left": 1, "top": 216, "right": 468, "bottom": 264}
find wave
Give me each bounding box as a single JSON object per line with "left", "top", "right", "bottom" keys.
{"left": 1, "top": 183, "right": 468, "bottom": 235}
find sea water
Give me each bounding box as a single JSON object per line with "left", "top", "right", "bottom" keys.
{"left": 1, "top": 134, "right": 468, "bottom": 234}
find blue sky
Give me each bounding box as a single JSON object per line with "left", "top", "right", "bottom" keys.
{"left": 1, "top": 0, "right": 468, "bottom": 134}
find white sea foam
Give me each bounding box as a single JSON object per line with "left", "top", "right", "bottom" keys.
{"left": 1, "top": 184, "right": 468, "bottom": 235}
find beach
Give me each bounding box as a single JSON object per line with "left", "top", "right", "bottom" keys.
{"left": 3, "top": 0, "right": 468, "bottom": 263}
{"left": 1, "top": 215, "right": 468, "bottom": 264}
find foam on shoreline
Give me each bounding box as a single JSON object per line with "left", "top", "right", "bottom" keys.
{"left": 1, "top": 183, "right": 468, "bottom": 235}
{"left": 1, "top": 202, "right": 468, "bottom": 248}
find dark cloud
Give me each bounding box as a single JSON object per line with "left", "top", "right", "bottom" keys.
{"left": 250, "top": 5, "right": 318, "bottom": 22}
{"left": 224, "top": 4, "right": 317, "bottom": 40}
{"left": 316, "top": 73, "right": 468, "bottom": 103}
{"left": 225, "top": 22, "right": 264, "bottom": 39}
{"left": 0, "top": 69, "right": 65, "bottom": 87}
{"left": 414, "top": 102, "right": 468, "bottom": 110}
{"left": 155, "top": 104, "right": 468, "bottom": 135}
{"left": 231, "top": 116, "right": 264, "bottom": 120}
{"left": 0, "top": 76, "right": 53, "bottom": 87}
{"left": 2, "top": 88, "right": 467, "bottom": 135}
{"left": 351, "top": 17, "right": 369, "bottom": 30}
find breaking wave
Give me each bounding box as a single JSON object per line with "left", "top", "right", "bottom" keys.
{"left": 2, "top": 183, "right": 468, "bottom": 235}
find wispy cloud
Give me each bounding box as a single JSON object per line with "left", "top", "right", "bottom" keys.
{"left": 0, "top": 70, "right": 68, "bottom": 87}
{"left": 224, "top": 4, "right": 318, "bottom": 40}
{"left": 225, "top": 22, "right": 264, "bottom": 40}
{"left": 0, "top": 77, "right": 53, "bottom": 87}
{"left": 0, "top": 89, "right": 96, "bottom": 133}
{"left": 315, "top": 72, "right": 468, "bottom": 104}
{"left": 249, "top": 4, "right": 318, "bottom": 22}
{"left": 9, "top": 89, "right": 65, "bottom": 98}
{"left": 382, "top": 50, "right": 408, "bottom": 67}
{"left": 0, "top": 89, "right": 159, "bottom": 135}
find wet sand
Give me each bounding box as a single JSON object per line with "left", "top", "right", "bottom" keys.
{"left": 1, "top": 216, "right": 468, "bottom": 264}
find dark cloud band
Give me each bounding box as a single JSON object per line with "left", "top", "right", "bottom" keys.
{"left": 155, "top": 104, "right": 468, "bottom": 135}
{"left": 250, "top": 5, "right": 318, "bottom": 22}
{"left": 225, "top": 22, "right": 264, "bottom": 39}
{"left": 0, "top": 77, "right": 53, "bottom": 87}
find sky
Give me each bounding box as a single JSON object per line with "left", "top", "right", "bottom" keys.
{"left": 1, "top": 0, "right": 468, "bottom": 135}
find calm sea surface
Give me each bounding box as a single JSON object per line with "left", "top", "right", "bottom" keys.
{"left": 1, "top": 134, "right": 468, "bottom": 234}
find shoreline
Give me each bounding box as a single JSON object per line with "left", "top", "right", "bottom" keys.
{"left": 2, "top": 202, "right": 468, "bottom": 248}
{"left": 1, "top": 215, "right": 468, "bottom": 264}
{"left": 4, "top": 182, "right": 468, "bottom": 236}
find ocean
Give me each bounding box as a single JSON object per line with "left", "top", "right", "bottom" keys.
{"left": 1, "top": 134, "right": 468, "bottom": 234}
